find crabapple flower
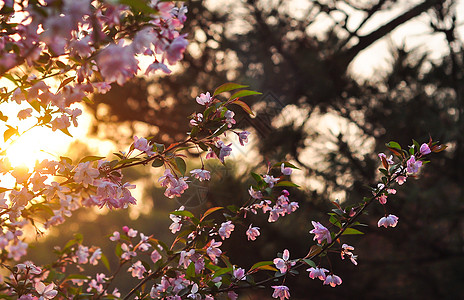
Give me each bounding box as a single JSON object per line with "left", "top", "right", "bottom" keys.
{"left": 420, "top": 143, "right": 431, "bottom": 155}
{"left": 378, "top": 194, "right": 388, "bottom": 205}
{"left": 378, "top": 153, "right": 394, "bottom": 165}
{"left": 146, "top": 61, "right": 171, "bottom": 75}
{"left": 248, "top": 187, "right": 263, "bottom": 199}
{"left": 324, "top": 274, "right": 343, "bottom": 287}
{"left": 190, "top": 169, "right": 211, "bottom": 181}
{"left": 133, "top": 136, "right": 155, "bottom": 156}
{"left": 218, "top": 221, "right": 235, "bottom": 240}
{"left": 196, "top": 92, "right": 212, "bottom": 105}
{"left": 217, "top": 141, "right": 232, "bottom": 162}
{"left": 169, "top": 207, "right": 184, "bottom": 233}
{"left": 164, "top": 35, "right": 188, "bottom": 65}
{"left": 89, "top": 248, "right": 102, "bottom": 265}
{"left": 74, "top": 161, "right": 99, "bottom": 188}
{"left": 128, "top": 261, "right": 146, "bottom": 279}
{"left": 307, "top": 267, "right": 329, "bottom": 280}
{"left": 281, "top": 163, "right": 292, "bottom": 176}
{"left": 341, "top": 244, "right": 358, "bottom": 265}
{"left": 17, "top": 108, "right": 32, "bottom": 120}
{"left": 16, "top": 261, "right": 42, "bottom": 275}
{"left": 151, "top": 250, "right": 162, "bottom": 264}
{"left": 238, "top": 131, "right": 251, "bottom": 146}
{"left": 271, "top": 285, "right": 290, "bottom": 300}
{"left": 35, "top": 282, "right": 58, "bottom": 299}
{"left": 310, "top": 221, "right": 332, "bottom": 244}
{"left": 246, "top": 224, "right": 260, "bottom": 241}
{"left": 396, "top": 175, "right": 407, "bottom": 185}
{"left": 109, "top": 231, "right": 120, "bottom": 241}
{"left": 206, "top": 239, "right": 222, "bottom": 263}
{"left": 407, "top": 155, "right": 422, "bottom": 174}
{"left": 263, "top": 175, "right": 279, "bottom": 188}
{"left": 273, "top": 249, "right": 296, "bottom": 274}
{"left": 233, "top": 267, "right": 246, "bottom": 280}
{"left": 378, "top": 214, "right": 399, "bottom": 228}
{"left": 224, "top": 110, "right": 236, "bottom": 128}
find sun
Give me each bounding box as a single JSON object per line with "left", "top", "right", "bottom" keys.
{"left": 5, "top": 126, "right": 71, "bottom": 170}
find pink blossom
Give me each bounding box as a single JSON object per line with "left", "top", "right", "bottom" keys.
{"left": 75, "top": 245, "right": 89, "bottom": 264}
{"left": 307, "top": 267, "right": 328, "bottom": 280}
{"left": 145, "top": 62, "right": 172, "bottom": 75}
{"left": 248, "top": 187, "right": 263, "bottom": 199}
{"left": 195, "top": 92, "right": 212, "bottom": 105}
{"left": 233, "top": 267, "right": 246, "bottom": 280}
{"left": 378, "top": 214, "right": 399, "bottom": 228}
{"left": 218, "top": 221, "right": 235, "bottom": 240}
{"left": 51, "top": 115, "right": 71, "bottom": 131}
{"left": 310, "top": 221, "right": 332, "bottom": 244}
{"left": 164, "top": 35, "right": 188, "bottom": 65}
{"left": 420, "top": 143, "right": 431, "bottom": 155}
{"left": 395, "top": 175, "right": 407, "bottom": 185}
{"left": 128, "top": 261, "right": 146, "bottom": 279}
{"left": 246, "top": 224, "right": 260, "bottom": 241}
{"left": 74, "top": 161, "right": 99, "bottom": 188}
{"left": 190, "top": 169, "right": 211, "bottom": 181}
{"left": 206, "top": 239, "right": 222, "bottom": 263}
{"left": 16, "top": 261, "right": 42, "bottom": 275}
{"left": 224, "top": 110, "right": 236, "bottom": 128}
{"left": 35, "top": 282, "right": 58, "bottom": 299}
{"left": 263, "top": 175, "right": 280, "bottom": 188}
{"left": 273, "top": 249, "right": 296, "bottom": 274}
{"left": 89, "top": 248, "right": 102, "bottom": 265}
{"left": 406, "top": 155, "right": 422, "bottom": 174}
{"left": 179, "top": 249, "right": 195, "bottom": 268}
{"left": 133, "top": 136, "right": 154, "bottom": 155}
{"left": 17, "top": 108, "right": 32, "bottom": 120}
{"left": 121, "top": 243, "right": 136, "bottom": 260}
{"left": 238, "top": 131, "right": 251, "bottom": 146}
{"left": 378, "top": 194, "right": 388, "bottom": 205}
{"left": 151, "top": 250, "right": 162, "bottom": 264}
{"left": 341, "top": 244, "right": 358, "bottom": 265}
{"left": 281, "top": 163, "right": 292, "bottom": 176}
{"left": 217, "top": 141, "right": 232, "bottom": 162}
{"left": 97, "top": 43, "right": 139, "bottom": 85}
{"left": 271, "top": 285, "right": 290, "bottom": 300}
{"left": 378, "top": 153, "right": 394, "bottom": 165}
{"left": 324, "top": 274, "right": 342, "bottom": 287}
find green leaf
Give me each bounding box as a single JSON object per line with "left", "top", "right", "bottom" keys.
{"left": 250, "top": 172, "right": 263, "bottom": 184}
{"left": 170, "top": 210, "right": 194, "bottom": 218}
{"left": 273, "top": 161, "right": 300, "bottom": 169}
{"left": 118, "top": 0, "right": 155, "bottom": 13}
{"left": 174, "top": 157, "right": 186, "bottom": 175}
{"left": 3, "top": 127, "right": 18, "bottom": 142}
{"left": 342, "top": 228, "right": 364, "bottom": 235}
{"left": 231, "top": 100, "right": 254, "bottom": 116}
{"left": 213, "top": 83, "right": 249, "bottom": 96}
{"left": 249, "top": 261, "right": 274, "bottom": 272}
{"left": 59, "top": 127, "right": 73, "bottom": 137}
{"left": 228, "top": 90, "right": 262, "bottom": 101}
{"left": 78, "top": 156, "right": 105, "bottom": 164}
{"left": 151, "top": 158, "right": 164, "bottom": 168}
{"left": 186, "top": 262, "right": 196, "bottom": 279}
{"left": 329, "top": 215, "right": 342, "bottom": 228}
{"left": 212, "top": 266, "right": 233, "bottom": 278}
{"left": 58, "top": 76, "right": 75, "bottom": 91}
{"left": 100, "top": 253, "right": 111, "bottom": 272}
{"left": 303, "top": 259, "right": 316, "bottom": 267}
{"left": 275, "top": 181, "right": 300, "bottom": 187}
{"left": 66, "top": 274, "right": 90, "bottom": 280}
{"left": 386, "top": 141, "right": 401, "bottom": 150}
{"left": 200, "top": 207, "right": 223, "bottom": 221}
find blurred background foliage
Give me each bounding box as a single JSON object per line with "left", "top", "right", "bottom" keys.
{"left": 29, "top": 0, "right": 464, "bottom": 298}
